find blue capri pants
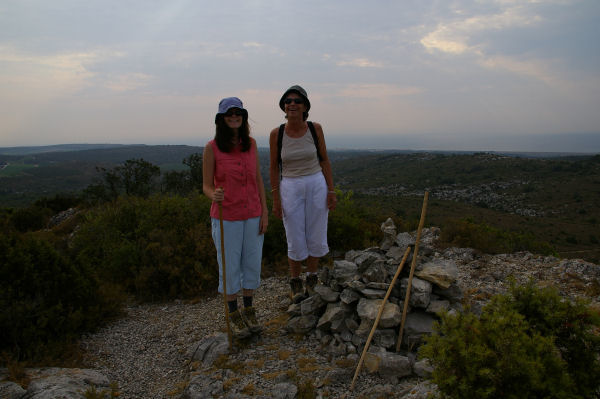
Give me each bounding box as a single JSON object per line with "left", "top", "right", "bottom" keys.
{"left": 211, "top": 216, "right": 264, "bottom": 295}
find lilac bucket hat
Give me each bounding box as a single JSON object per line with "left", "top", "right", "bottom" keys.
{"left": 215, "top": 97, "right": 248, "bottom": 123}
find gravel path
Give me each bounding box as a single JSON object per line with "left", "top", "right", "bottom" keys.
{"left": 79, "top": 277, "right": 292, "bottom": 398}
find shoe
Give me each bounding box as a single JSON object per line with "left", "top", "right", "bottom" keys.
{"left": 290, "top": 277, "right": 306, "bottom": 304}
{"left": 241, "top": 306, "right": 262, "bottom": 334}
{"left": 228, "top": 309, "right": 251, "bottom": 339}
{"left": 306, "top": 273, "right": 318, "bottom": 296}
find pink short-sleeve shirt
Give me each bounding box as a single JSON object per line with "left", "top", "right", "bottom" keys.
{"left": 209, "top": 139, "right": 262, "bottom": 221}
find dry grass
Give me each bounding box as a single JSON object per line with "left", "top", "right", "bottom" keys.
{"left": 4, "top": 357, "right": 29, "bottom": 388}
{"left": 335, "top": 357, "right": 356, "bottom": 369}
{"left": 277, "top": 349, "right": 292, "bottom": 360}
{"left": 297, "top": 357, "right": 320, "bottom": 373}
{"left": 261, "top": 370, "right": 284, "bottom": 380}
{"left": 241, "top": 382, "right": 259, "bottom": 395}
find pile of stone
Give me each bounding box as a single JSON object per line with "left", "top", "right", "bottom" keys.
{"left": 285, "top": 219, "right": 461, "bottom": 378}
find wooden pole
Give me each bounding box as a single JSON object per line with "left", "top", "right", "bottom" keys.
{"left": 219, "top": 203, "right": 233, "bottom": 349}
{"left": 350, "top": 246, "right": 411, "bottom": 391}
{"left": 395, "top": 191, "right": 429, "bottom": 352}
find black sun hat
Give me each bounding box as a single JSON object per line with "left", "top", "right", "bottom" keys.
{"left": 279, "top": 85, "right": 310, "bottom": 112}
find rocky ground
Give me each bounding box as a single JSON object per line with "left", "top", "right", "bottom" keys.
{"left": 3, "top": 229, "right": 598, "bottom": 399}
{"left": 78, "top": 234, "right": 599, "bottom": 399}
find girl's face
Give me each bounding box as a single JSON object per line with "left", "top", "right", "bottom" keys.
{"left": 223, "top": 108, "right": 244, "bottom": 130}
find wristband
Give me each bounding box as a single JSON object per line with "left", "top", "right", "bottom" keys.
{"left": 271, "top": 187, "right": 279, "bottom": 192}
{"left": 328, "top": 191, "right": 336, "bottom": 194}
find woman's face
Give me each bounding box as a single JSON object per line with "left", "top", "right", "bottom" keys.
{"left": 223, "top": 108, "right": 244, "bottom": 130}
{"left": 284, "top": 93, "right": 305, "bottom": 118}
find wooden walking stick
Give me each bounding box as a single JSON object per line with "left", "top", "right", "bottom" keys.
{"left": 396, "top": 191, "right": 429, "bottom": 352}
{"left": 350, "top": 246, "right": 411, "bottom": 391}
{"left": 218, "top": 200, "right": 233, "bottom": 350}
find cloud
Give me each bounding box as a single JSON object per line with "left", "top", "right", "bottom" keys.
{"left": 0, "top": 46, "right": 124, "bottom": 95}
{"left": 420, "top": 5, "right": 541, "bottom": 55}
{"left": 243, "top": 42, "right": 264, "bottom": 48}
{"left": 478, "top": 55, "right": 556, "bottom": 84}
{"left": 104, "top": 73, "right": 154, "bottom": 92}
{"left": 336, "top": 84, "right": 422, "bottom": 99}
{"left": 336, "top": 57, "right": 384, "bottom": 68}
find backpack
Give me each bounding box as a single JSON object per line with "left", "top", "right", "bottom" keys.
{"left": 277, "top": 121, "right": 323, "bottom": 176}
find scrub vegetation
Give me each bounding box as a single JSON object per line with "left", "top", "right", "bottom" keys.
{"left": 420, "top": 281, "right": 600, "bottom": 399}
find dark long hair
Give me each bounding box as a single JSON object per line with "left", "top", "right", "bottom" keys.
{"left": 214, "top": 115, "right": 251, "bottom": 153}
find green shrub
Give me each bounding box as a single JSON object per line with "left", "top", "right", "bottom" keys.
{"left": 9, "top": 206, "right": 52, "bottom": 232}
{"left": 0, "top": 232, "right": 119, "bottom": 361}
{"left": 328, "top": 189, "right": 379, "bottom": 252}
{"left": 34, "top": 194, "right": 81, "bottom": 213}
{"left": 420, "top": 281, "right": 600, "bottom": 399}
{"left": 440, "top": 218, "right": 555, "bottom": 255}
{"left": 71, "top": 193, "right": 217, "bottom": 301}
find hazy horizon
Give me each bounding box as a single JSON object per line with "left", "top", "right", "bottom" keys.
{"left": 2, "top": 131, "right": 599, "bottom": 155}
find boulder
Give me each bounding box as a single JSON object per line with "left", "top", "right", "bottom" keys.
{"left": 188, "top": 333, "right": 229, "bottom": 366}
{"left": 356, "top": 298, "right": 402, "bottom": 328}
{"left": 415, "top": 258, "right": 458, "bottom": 289}
{"left": 380, "top": 218, "right": 397, "bottom": 250}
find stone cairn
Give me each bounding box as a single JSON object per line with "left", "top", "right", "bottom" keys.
{"left": 285, "top": 218, "right": 461, "bottom": 379}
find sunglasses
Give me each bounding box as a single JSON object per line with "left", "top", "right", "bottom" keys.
{"left": 284, "top": 98, "right": 304, "bottom": 105}
{"left": 224, "top": 109, "right": 244, "bottom": 117}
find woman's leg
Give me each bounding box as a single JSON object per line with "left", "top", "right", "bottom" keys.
{"left": 288, "top": 258, "right": 303, "bottom": 278}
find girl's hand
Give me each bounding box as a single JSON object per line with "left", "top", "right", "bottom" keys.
{"left": 213, "top": 187, "right": 224, "bottom": 203}
{"left": 259, "top": 212, "right": 269, "bottom": 235}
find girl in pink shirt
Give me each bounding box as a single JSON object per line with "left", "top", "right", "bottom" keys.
{"left": 202, "top": 97, "right": 268, "bottom": 339}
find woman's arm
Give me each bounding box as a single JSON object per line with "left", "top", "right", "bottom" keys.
{"left": 313, "top": 122, "right": 337, "bottom": 211}
{"left": 202, "top": 144, "right": 223, "bottom": 202}
{"left": 253, "top": 139, "right": 269, "bottom": 234}
{"left": 269, "top": 127, "right": 283, "bottom": 218}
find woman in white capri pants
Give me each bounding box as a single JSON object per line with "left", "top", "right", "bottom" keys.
{"left": 269, "top": 85, "right": 337, "bottom": 303}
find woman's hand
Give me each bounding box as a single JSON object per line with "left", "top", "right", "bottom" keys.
{"left": 327, "top": 191, "right": 337, "bottom": 211}
{"left": 213, "top": 187, "right": 224, "bottom": 203}
{"left": 272, "top": 196, "right": 282, "bottom": 219}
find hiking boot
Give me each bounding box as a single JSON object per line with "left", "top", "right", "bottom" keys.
{"left": 290, "top": 277, "right": 306, "bottom": 304}
{"left": 228, "top": 309, "right": 251, "bottom": 339}
{"left": 306, "top": 273, "right": 318, "bottom": 296}
{"left": 241, "top": 306, "right": 262, "bottom": 334}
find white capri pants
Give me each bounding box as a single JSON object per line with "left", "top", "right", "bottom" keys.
{"left": 280, "top": 172, "right": 329, "bottom": 261}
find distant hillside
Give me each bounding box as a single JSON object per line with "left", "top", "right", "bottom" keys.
{"left": 0, "top": 144, "right": 128, "bottom": 155}
{"left": 0, "top": 145, "right": 205, "bottom": 206}
{"left": 333, "top": 152, "right": 600, "bottom": 262}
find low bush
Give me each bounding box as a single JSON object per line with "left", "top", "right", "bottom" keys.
{"left": 439, "top": 218, "right": 555, "bottom": 255}
{"left": 0, "top": 232, "right": 120, "bottom": 361}
{"left": 419, "top": 281, "right": 600, "bottom": 399}
{"left": 71, "top": 193, "right": 217, "bottom": 301}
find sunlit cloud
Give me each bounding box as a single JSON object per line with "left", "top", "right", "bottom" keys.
{"left": 0, "top": 46, "right": 124, "bottom": 94}
{"left": 421, "top": 5, "right": 541, "bottom": 55}
{"left": 336, "top": 58, "right": 383, "bottom": 68}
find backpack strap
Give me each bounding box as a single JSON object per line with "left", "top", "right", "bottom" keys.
{"left": 277, "top": 124, "right": 285, "bottom": 177}
{"left": 277, "top": 121, "right": 323, "bottom": 179}
{"left": 307, "top": 121, "right": 323, "bottom": 162}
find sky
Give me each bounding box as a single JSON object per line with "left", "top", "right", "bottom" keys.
{"left": 1, "top": 0, "right": 599, "bottom": 153}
